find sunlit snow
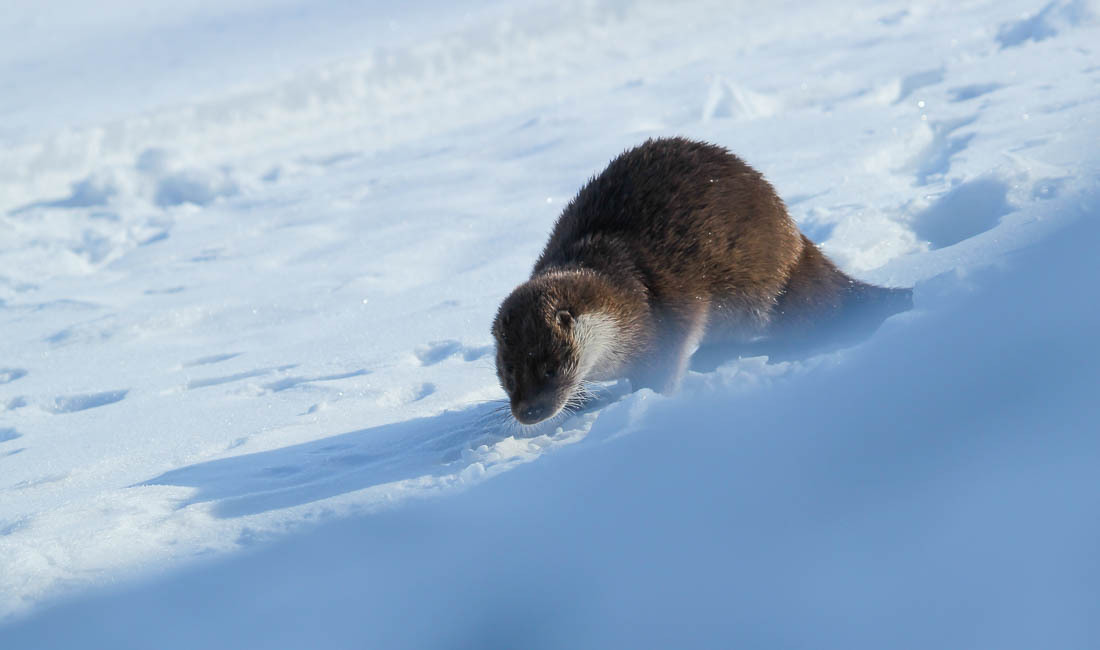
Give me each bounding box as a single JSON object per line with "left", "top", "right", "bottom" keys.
{"left": 1, "top": 0, "right": 1098, "bottom": 647}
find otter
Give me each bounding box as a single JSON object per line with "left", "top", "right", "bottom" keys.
{"left": 492, "top": 137, "right": 911, "bottom": 424}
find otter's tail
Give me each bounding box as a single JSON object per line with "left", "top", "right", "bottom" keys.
{"left": 842, "top": 281, "right": 913, "bottom": 338}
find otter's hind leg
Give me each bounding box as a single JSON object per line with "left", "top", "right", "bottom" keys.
{"left": 771, "top": 237, "right": 912, "bottom": 347}
{"left": 690, "top": 237, "right": 913, "bottom": 367}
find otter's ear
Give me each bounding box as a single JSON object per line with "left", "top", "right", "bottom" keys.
{"left": 556, "top": 309, "right": 573, "bottom": 329}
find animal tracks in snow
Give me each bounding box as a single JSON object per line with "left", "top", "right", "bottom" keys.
{"left": 414, "top": 340, "right": 493, "bottom": 366}
{"left": 373, "top": 382, "right": 438, "bottom": 409}
{"left": 46, "top": 390, "right": 129, "bottom": 414}
{"left": 909, "top": 116, "right": 978, "bottom": 187}
{"left": 893, "top": 68, "right": 945, "bottom": 104}
{"left": 911, "top": 178, "right": 1012, "bottom": 249}
{"left": 183, "top": 353, "right": 241, "bottom": 368}
{"left": 181, "top": 360, "right": 367, "bottom": 395}
{"left": 0, "top": 368, "right": 27, "bottom": 385}
{"left": 262, "top": 369, "right": 369, "bottom": 393}
{"left": 186, "top": 365, "right": 298, "bottom": 390}
{"left": 996, "top": 0, "right": 1096, "bottom": 49}
{"left": 947, "top": 83, "right": 1004, "bottom": 103}
{"left": 3, "top": 397, "right": 27, "bottom": 411}
{"left": 410, "top": 382, "right": 436, "bottom": 401}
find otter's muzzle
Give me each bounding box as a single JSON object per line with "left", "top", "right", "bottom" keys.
{"left": 512, "top": 399, "right": 556, "bottom": 425}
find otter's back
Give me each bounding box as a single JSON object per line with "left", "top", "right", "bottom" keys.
{"left": 533, "top": 137, "right": 803, "bottom": 310}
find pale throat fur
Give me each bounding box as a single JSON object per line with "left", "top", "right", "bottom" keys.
{"left": 572, "top": 311, "right": 629, "bottom": 382}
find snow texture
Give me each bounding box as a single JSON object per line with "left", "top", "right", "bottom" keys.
{"left": 1, "top": 0, "right": 1099, "bottom": 646}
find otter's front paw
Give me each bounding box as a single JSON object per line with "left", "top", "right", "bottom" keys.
{"left": 628, "top": 366, "right": 683, "bottom": 395}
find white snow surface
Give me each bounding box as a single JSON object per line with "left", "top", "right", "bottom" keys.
{"left": 1, "top": 0, "right": 1099, "bottom": 645}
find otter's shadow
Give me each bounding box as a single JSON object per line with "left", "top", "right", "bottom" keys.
{"left": 142, "top": 402, "right": 517, "bottom": 518}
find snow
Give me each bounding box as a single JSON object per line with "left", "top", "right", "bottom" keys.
{"left": 1, "top": 0, "right": 1099, "bottom": 646}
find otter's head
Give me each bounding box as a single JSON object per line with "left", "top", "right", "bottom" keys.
{"left": 492, "top": 281, "right": 580, "bottom": 425}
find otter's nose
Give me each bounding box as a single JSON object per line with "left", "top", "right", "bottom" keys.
{"left": 513, "top": 401, "right": 549, "bottom": 424}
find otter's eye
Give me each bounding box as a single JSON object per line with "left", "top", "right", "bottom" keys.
{"left": 544, "top": 367, "right": 556, "bottom": 379}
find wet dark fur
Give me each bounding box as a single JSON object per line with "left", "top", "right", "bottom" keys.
{"left": 493, "top": 137, "right": 912, "bottom": 423}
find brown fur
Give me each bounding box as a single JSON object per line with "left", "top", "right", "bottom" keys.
{"left": 493, "top": 137, "right": 912, "bottom": 424}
